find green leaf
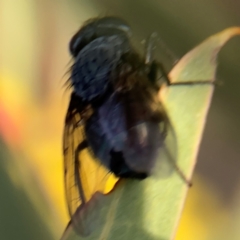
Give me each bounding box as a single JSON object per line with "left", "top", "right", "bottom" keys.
{"left": 61, "top": 27, "right": 240, "bottom": 240}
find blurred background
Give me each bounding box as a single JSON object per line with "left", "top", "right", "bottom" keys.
{"left": 1, "top": 0, "right": 240, "bottom": 239}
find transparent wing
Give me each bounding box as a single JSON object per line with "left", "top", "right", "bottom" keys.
{"left": 152, "top": 116, "right": 191, "bottom": 186}
{"left": 63, "top": 102, "right": 118, "bottom": 233}
{"left": 145, "top": 32, "right": 179, "bottom": 73}
{"left": 152, "top": 117, "right": 178, "bottom": 178}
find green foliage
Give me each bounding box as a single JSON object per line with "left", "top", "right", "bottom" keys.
{"left": 0, "top": 139, "right": 55, "bottom": 240}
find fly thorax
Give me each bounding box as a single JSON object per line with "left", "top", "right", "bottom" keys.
{"left": 71, "top": 35, "right": 130, "bottom": 101}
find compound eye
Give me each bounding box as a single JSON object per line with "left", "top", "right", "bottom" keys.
{"left": 97, "top": 17, "right": 131, "bottom": 35}
{"left": 69, "top": 17, "right": 131, "bottom": 57}
{"left": 69, "top": 33, "right": 80, "bottom": 57}
{"left": 69, "top": 28, "right": 94, "bottom": 57}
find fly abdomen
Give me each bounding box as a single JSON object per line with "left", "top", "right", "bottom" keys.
{"left": 85, "top": 92, "right": 164, "bottom": 177}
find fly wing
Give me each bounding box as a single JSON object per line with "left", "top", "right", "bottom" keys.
{"left": 63, "top": 95, "right": 118, "bottom": 234}
{"left": 152, "top": 117, "right": 178, "bottom": 178}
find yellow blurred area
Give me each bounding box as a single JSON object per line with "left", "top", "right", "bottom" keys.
{"left": 176, "top": 175, "right": 229, "bottom": 240}
{"left": 1, "top": 0, "right": 240, "bottom": 240}
{"left": 1, "top": 1, "right": 119, "bottom": 238}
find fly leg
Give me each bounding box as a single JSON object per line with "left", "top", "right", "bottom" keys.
{"left": 148, "top": 60, "right": 171, "bottom": 88}
{"left": 144, "top": 32, "right": 177, "bottom": 88}
{"left": 145, "top": 33, "right": 214, "bottom": 87}
{"left": 148, "top": 59, "right": 216, "bottom": 89}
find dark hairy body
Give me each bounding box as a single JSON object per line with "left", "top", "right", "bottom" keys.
{"left": 63, "top": 17, "right": 177, "bottom": 227}
{"left": 65, "top": 17, "right": 167, "bottom": 180}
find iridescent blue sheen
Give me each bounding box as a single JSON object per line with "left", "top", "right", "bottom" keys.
{"left": 71, "top": 35, "right": 130, "bottom": 101}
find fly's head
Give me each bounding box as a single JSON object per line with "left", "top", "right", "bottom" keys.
{"left": 69, "top": 16, "right": 131, "bottom": 58}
